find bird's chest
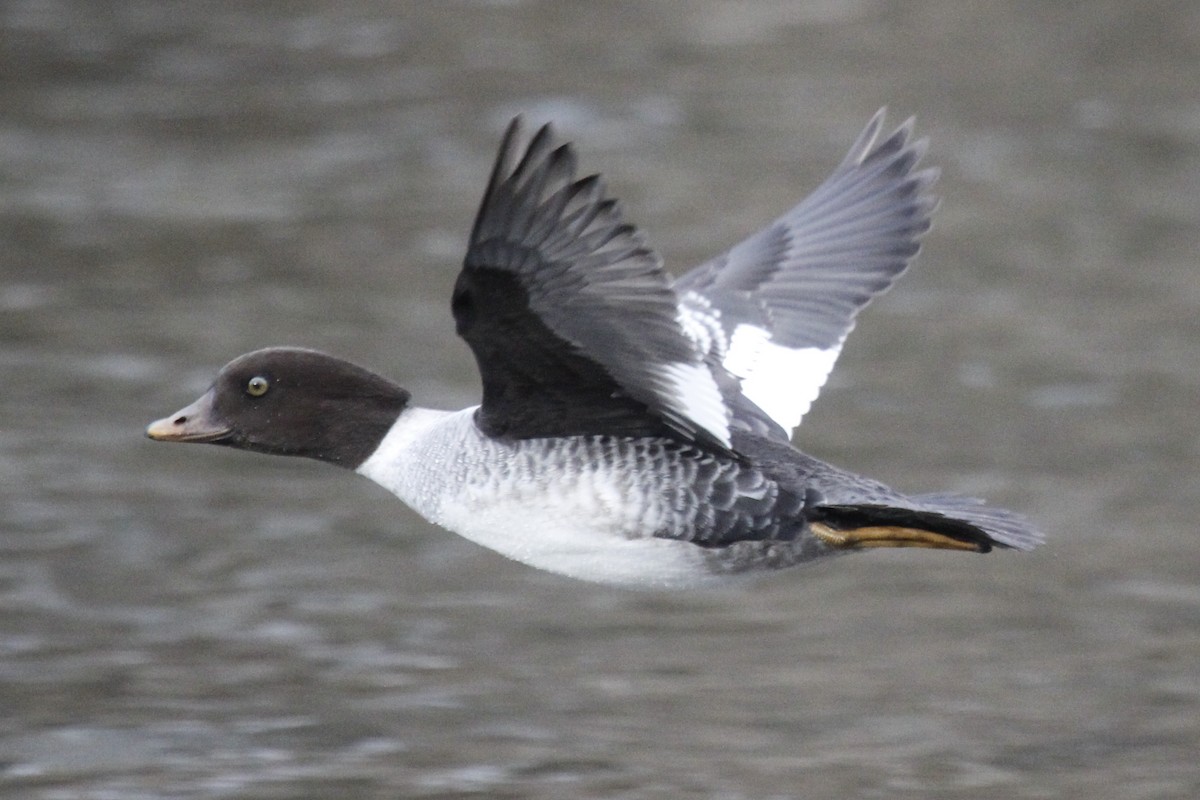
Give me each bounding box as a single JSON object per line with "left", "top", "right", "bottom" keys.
{"left": 430, "top": 436, "right": 676, "bottom": 543}
{"left": 359, "top": 416, "right": 719, "bottom": 585}
{"left": 436, "top": 458, "right": 724, "bottom": 587}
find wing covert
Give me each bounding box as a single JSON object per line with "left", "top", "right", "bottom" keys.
{"left": 457, "top": 118, "right": 733, "bottom": 452}
{"left": 677, "top": 109, "right": 939, "bottom": 437}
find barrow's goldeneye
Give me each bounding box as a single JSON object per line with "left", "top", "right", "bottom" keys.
{"left": 148, "top": 111, "right": 1041, "bottom": 588}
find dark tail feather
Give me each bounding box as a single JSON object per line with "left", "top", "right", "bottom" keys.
{"left": 811, "top": 496, "right": 1043, "bottom": 553}
{"left": 908, "top": 493, "right": 1043, "bottom": 551}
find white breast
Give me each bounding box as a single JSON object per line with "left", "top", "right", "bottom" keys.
{"left": 355, "top": 407, "right": 717, "bottom": 588}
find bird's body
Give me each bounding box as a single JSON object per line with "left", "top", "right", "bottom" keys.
{"left": 148, "top": 111, "right": 1041, "bottom": 587}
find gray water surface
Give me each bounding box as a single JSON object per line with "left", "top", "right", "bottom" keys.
{"left": 3, "top": 2, "right": 1199, "bottom": 798}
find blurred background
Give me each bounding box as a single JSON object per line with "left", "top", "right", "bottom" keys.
{"left": 2, "top": 1, "right": 1197, "bottom": 798}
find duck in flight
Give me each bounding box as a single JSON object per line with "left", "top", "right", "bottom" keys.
{"left": 147, "top": 110, "right": 1041, "bottom": 588}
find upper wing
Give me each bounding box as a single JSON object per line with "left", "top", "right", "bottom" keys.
{"left": 456, "top": 118, "right": 733, "bottom": 453}
{"left": 676, "top": 109, "right": 939, "bottom": 438}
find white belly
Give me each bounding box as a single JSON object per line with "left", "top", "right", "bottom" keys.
{"left": 356, "top": 407, "right": 718, "bottom": 588}
{"left": 436, "top": 494, "right": 715, "bottom": 588}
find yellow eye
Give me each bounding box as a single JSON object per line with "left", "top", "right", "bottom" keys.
{"left": 246, "top": 376, "right": 270, "bottom": 397}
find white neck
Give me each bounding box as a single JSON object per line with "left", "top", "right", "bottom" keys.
{"left": 354, "top": 406, "right": 474, "bottom": 518}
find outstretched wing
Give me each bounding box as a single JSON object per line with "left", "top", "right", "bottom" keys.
{"left": 676, "top": 109, "right": 939, "bottom": 439}
{"left": 456, "top": 118, "right": 733, "bottom": 453}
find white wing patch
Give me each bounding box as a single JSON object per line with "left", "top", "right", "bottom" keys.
{"left": 656, "top": 360, "right": 732, "bottom": 448}
{"left": 724, "top": 324, "right": 843, "bottom": 434}
{"left": 677, "top": 292, "right": 839, "bottom": 437}
{"left": 677, "top": 294, "right": 725, "bottom": 358}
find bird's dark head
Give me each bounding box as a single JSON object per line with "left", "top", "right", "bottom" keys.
{"left": 146, "top": 347, "right": 410, "bottom": 469}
